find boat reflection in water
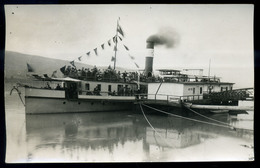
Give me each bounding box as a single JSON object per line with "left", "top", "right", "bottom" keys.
{"left": 25, "top": 111, "right": 253, "bottom": 162}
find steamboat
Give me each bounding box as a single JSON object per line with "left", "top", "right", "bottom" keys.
{"left": 11, "top": 21, "right": 253, "bottom": 115}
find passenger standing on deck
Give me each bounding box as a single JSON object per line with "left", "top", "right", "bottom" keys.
{"left": 56, "top": 84, "right": 61, "bottom": 90}
{"left": 123, "top": 71, "right": 127, "bottom": 83}
{"left": 45, "top": 82, "right": 51, "bottom": 89}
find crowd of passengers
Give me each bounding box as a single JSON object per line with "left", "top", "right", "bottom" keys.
{"left": 62, "top": 65, "right": 155, "bottom": 82}
{"left": 43, "top": 82, "right": 147, "bottom": 97}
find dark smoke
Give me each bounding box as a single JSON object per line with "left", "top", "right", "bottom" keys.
{"left": 147, "top": 27, "right": 180, "bottom": 48}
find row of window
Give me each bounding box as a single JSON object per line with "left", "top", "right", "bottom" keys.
{"left": 83, "top": 83, "right": 130, "bottom": 92}
{"left": 84, "top": 83, "right": 110, "bottom": 91}
{"left": 221, "top": 86, "right": 232, "bottom": 92}
{"left": 187, "top": 86, "right": 232, "bottom": 94}
{"left": 187, "top": 87, "right": 203, "bottom": 94}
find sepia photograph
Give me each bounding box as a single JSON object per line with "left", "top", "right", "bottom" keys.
{"left": 4, "top": 4, "right": 254, "bottom": 162}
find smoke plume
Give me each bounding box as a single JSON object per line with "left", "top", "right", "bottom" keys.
{"left": 147, "top": 27, "right": 180, "bottom": 48}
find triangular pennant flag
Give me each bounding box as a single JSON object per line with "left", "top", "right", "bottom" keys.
{"left": 111, "top": 56, "right": 116, "bottom": 61}
{"left": 101, "top": 44, "right": 105, "bottom": 50}
{"left": 86, "top": 52, "right": 91, "bottom": 56}
{"left": 51, "top": 70, "right": 57, "bottom": 78}
{"left": 108, "top": 39, "right": 111, "bottom": 46}
{"left": 60, "top": 65, "right": 66, "bottom": 74}
{"left": 134, "top": 62, "right": 139, "bottom": 68}
{"left": 118, "top": 36, "right": 122, "bottom": 41}
{"left": 94, "top": 48, "right": 98, "bottom": 56}
{"left": 123, "top": 44, "right": 129, "bottom": 51}
{"left": 78, "top": 56, "right": 82, "bottom": 61}
{"left": 70, "top": 60, "right": 76, "bottom": 67}
{"left": 129, "top": 54, "right": 135, "bottom": 60}
{"left": 117, "top": 24, "right": 124, "bottom": 37}
{"left": 113, "top": 36, "right": 117, "bottom": 43}
{"left": 26, "top": 63, "right": 34, "bottom": 72}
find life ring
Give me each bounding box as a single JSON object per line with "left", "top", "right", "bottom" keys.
{"left": 208, "top": 85, "right": 213, "bottom": 90}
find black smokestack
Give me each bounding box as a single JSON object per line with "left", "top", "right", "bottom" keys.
{"left": 144, "top": 27, "right": 179, "bottom": 77}
{"left": 146, "top": 27, "right": 180, "bottom": 48}
{"left": 144, "top": 41, "right": 154, "bottom": 77}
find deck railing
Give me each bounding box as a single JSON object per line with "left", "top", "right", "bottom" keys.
{"left": 78, "top": 90, "right": 135, "bottom": 97}
{"left": 135, "top": 93, "right": 204, "bottom": 104}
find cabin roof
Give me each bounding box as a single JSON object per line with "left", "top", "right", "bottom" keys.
{"left": 147, "top": 81, "right": 235, "bottom": 85}
{"left": 48, "top": 77, "right": 81, "bottom": 82}
{"left": 156, "top": 69, "right": 181, "bottom": 72}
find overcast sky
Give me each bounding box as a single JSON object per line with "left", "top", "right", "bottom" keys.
{"left": 5, "top": 4, "right": 254, "bottom": 88}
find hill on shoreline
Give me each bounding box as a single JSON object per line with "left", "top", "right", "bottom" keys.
{"left": 4, "top": 51, "right": 131, "bottom": 80}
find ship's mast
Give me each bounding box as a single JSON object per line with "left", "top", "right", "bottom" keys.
{"left": 113, "top": 18, "right": 119, "bottom": 70}
{"left": 208, "top": 58, "right": 211, "bottom": 80}
{"left": 208, "top": 58, "right": 211, "bottom": 93}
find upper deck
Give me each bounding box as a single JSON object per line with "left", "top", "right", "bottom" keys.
{"left": 154, "top": 69, "right": 227, "bottom": 84}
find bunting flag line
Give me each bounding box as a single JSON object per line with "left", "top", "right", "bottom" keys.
{"left": 78, "top": 56, "right": 82, "bottom": 61}
{"left": 70, "top": 60, "right": 76, "bottom": 68}
{"left": 60, "top": 65, "right": 66, "bottom": 74}
{"left": 94, "top": 48, "right": 98, "bottom": 56}
{"left": 27, "top": 63, "right": 34, "bottom": 72}
{"left": 123, "top": 44, "right": 129, "bottom": 51}
{"left": 117, "top": 24, "right": 124, "bottom": 37}
{"left": 108, "top": 39, "right": 111, "bottom": 46}
{"left": 60, "top": 23, "right": 128, "bottom": 72}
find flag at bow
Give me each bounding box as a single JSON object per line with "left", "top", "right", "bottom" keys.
{"left": 27, "top": 63, "right": 34, "bottom": 72}
{"left": 60, "top": 65, "right": 66, "bottom": 74}
{"left": 51, "top": 70, "right": 57, "bottom": 78}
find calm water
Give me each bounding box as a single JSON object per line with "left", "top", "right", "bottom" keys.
{"left": 5, "top": 87, "right": 254, "bottom": 162}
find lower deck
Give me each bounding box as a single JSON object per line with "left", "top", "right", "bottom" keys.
{"left": 25, "top": 97, "right": 134, "bottom": 114}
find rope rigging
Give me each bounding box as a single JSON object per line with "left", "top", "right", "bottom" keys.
{"left": 139, "top": 103, "right": 173, "bottom": 147}
{"left": 10, "top": 83, "right": 25, "bottom": 107}
{"left": 140, "top": 103, "right": 235, "bottom": 129}
{"left": 182, "top": 104, "right": 232, "bottom": 126}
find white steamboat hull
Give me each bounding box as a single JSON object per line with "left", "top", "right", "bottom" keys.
{"left": 25, "top": 97, "right": 133, "bottom": 114}
{"left": 25, "top": 88, "right": 135, "bottom": 114}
